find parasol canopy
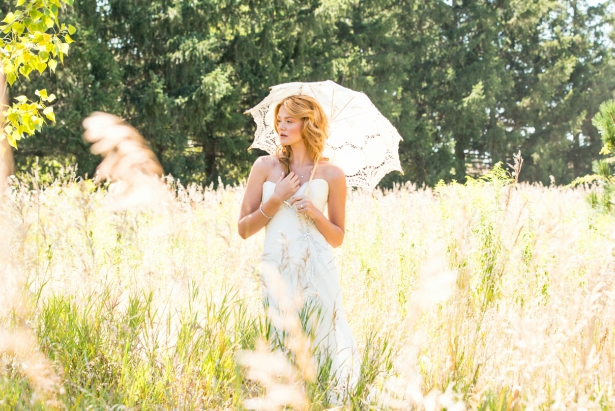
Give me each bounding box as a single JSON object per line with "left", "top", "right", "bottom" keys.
{"left": 245, "top": 80, "right": 403, "bottom": 190}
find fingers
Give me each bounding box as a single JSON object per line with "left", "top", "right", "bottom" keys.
{"left": 297, "top": 203, "right": 311, "bottom": 213}
{"left": 277, "top": 173, "right": 284, "bottom": 183}
{"left": 284, "top": 171, "right": 300, "bottom": 187}
{"left": 294, "top": 201, "right": 312, "bottom": 214}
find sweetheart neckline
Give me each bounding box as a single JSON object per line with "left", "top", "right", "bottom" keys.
{"left": 263, "top": 178, "right": 329, "bottom": 188}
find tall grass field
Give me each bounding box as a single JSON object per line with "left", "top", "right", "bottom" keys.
{"left": 0, "top": 166, "right": 614, "bottom": 410}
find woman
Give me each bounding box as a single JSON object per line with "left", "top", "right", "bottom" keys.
{"left": 237, "top": 95, "right": 358, "bottom": 392}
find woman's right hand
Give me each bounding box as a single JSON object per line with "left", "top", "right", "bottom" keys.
{"left": 271, "top": 172, "right": 301, "bottom": 202}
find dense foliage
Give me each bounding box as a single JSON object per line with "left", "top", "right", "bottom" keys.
{"left": 3, "top": 0, "right": 615, "bottom": 187}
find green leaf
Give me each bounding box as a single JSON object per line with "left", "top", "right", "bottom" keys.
{"left": 30, "top": 9, "right": 42, "bottom": 22}
{"left": 7, "top": 132, "right": 17, "bottom": 148}
{"left": 68, "top": 24, "right": 76, "bottom": 35}
{"left": 36, "top": 89, "right": 49, "bottom": 99}
{"left": 3, "top": 62, "right": 15, "bottom": 74}
{"left": 39, "top": 51, "right": 49, "bottom": 62}
{"left": 44, "top": 107, "right": 55, "bottom": 122}
{"left": 29, "top": 54, "right": 41, "bottom": 68}
{"left": 6, "top": 72, "right": 16, "bottom": 86}
{"left": 44, "top": 16, "right": 54, "bottom": 29}
{"left": 18, "top": 64, "right": 33, "bottom": 78}
{"left": 12, "top": 22, "right": 25, "bottom": 36}
{"left": 3, "top": 12, "right": 15, "bottom": 24}
{"left": 11, "top": 130, "right": 21, "bottom": 145}
{"left": 36, "top": 61, "right": 47, "bottom": 74}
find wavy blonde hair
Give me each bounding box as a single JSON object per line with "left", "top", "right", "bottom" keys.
{"left": 273, "top": 95, "right": 329, "bottom": 174}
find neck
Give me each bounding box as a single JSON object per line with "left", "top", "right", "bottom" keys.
{"left": 289, "top": 141, "right": 314, "bottom": 167}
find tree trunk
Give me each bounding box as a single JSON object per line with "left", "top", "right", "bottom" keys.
{"left": 204, "top": 139, "right": 218, "bottom": 185}
{"left": 0, "top": 71, "right": 13, "bottom": 193}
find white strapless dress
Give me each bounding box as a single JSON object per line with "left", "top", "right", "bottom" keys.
{"left": 260, "top": 179, "right": 359, "bottom": 391}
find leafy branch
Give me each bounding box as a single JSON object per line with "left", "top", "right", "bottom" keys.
{"left": 0, "top": 0, "right": 75, "bottom": 148}
{"left": 571, "top": 100, "right": 615, "bottom": 212}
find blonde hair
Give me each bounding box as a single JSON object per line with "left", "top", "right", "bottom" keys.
{"left": 273, "top": 95, "right": 329, "bottom": 174}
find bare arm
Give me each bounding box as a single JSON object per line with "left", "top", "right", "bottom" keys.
{"left": 237, "top": 157, "right": 301, "bottom": 239}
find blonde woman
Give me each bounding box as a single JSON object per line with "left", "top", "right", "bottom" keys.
{"left": 238, "top": 95, "right": 358, "bottom": 393}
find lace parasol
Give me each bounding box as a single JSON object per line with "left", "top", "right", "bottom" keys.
{"left": 245, "top": 80, "right": 403, "bottom": 190}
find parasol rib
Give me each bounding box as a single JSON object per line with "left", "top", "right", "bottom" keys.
{"left": 331, "top": 110, "right": 374, "bottom": 123}
{"left": 331, "top": 96, "right": 355, "bottom": 122}
{"left": 308, "top": 85, "right": 318, "bottom": 99}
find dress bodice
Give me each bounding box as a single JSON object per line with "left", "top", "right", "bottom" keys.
{"left": 260, "top": 178, "right": 330, "bottom": 263}
{"left": 262, "top": 179, "right": 329, "bottom": 214}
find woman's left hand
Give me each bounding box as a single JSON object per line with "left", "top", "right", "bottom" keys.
{"left": 289, "top": 195, "right": 320, "bottom": 220}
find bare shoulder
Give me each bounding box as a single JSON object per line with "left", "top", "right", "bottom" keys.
{"left": 253, "top": 154, "right": 278, "bottom": 168}
{"left": 247, "top": 155, "right": 279, "bottom": 184}
{"left": 252, "top": 155, "right": 279, "bottom": 173}
{"left": 319, "top": 161, "right": 346, "bottom": 186}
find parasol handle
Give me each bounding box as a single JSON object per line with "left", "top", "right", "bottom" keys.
{"left": 304, "top": 156, "right": 319, "bottom": 198}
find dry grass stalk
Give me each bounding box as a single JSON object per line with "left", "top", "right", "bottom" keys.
{"left": 237, "top": 262, "right": 315, "bottom": 410}
{"left": 0, "top": 328, "right": 64, "bottom": 406}
{"left": 506, "top": 151, "right": 524, "bottom": 185}
{"left": 0, "top": 86, "right": 63, "bottom": 407}
{"left": 238, "top": 339, "right": 310, "bottom": 411}
{"left": 0, "top": 71, "right": 64, "bottom": 408}
{"left": 0, "top": 225, "right": 64, "bottom": 407}
{"left": 382, "top": 240, "right": 464, "bottom": 411}
{"left": 82, "top": 112, "right": 162, "bottom": 179}
{"left": 82, "top": 112, "right": 168, "bottom": 210}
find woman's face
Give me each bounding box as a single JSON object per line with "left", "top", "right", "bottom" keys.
{"left": 277, "top": 106, "right": 303, "bottom": 146}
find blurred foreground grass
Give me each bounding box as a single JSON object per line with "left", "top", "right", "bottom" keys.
{"left": 0, "top": 167, "right": 614, "bottom": 410}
